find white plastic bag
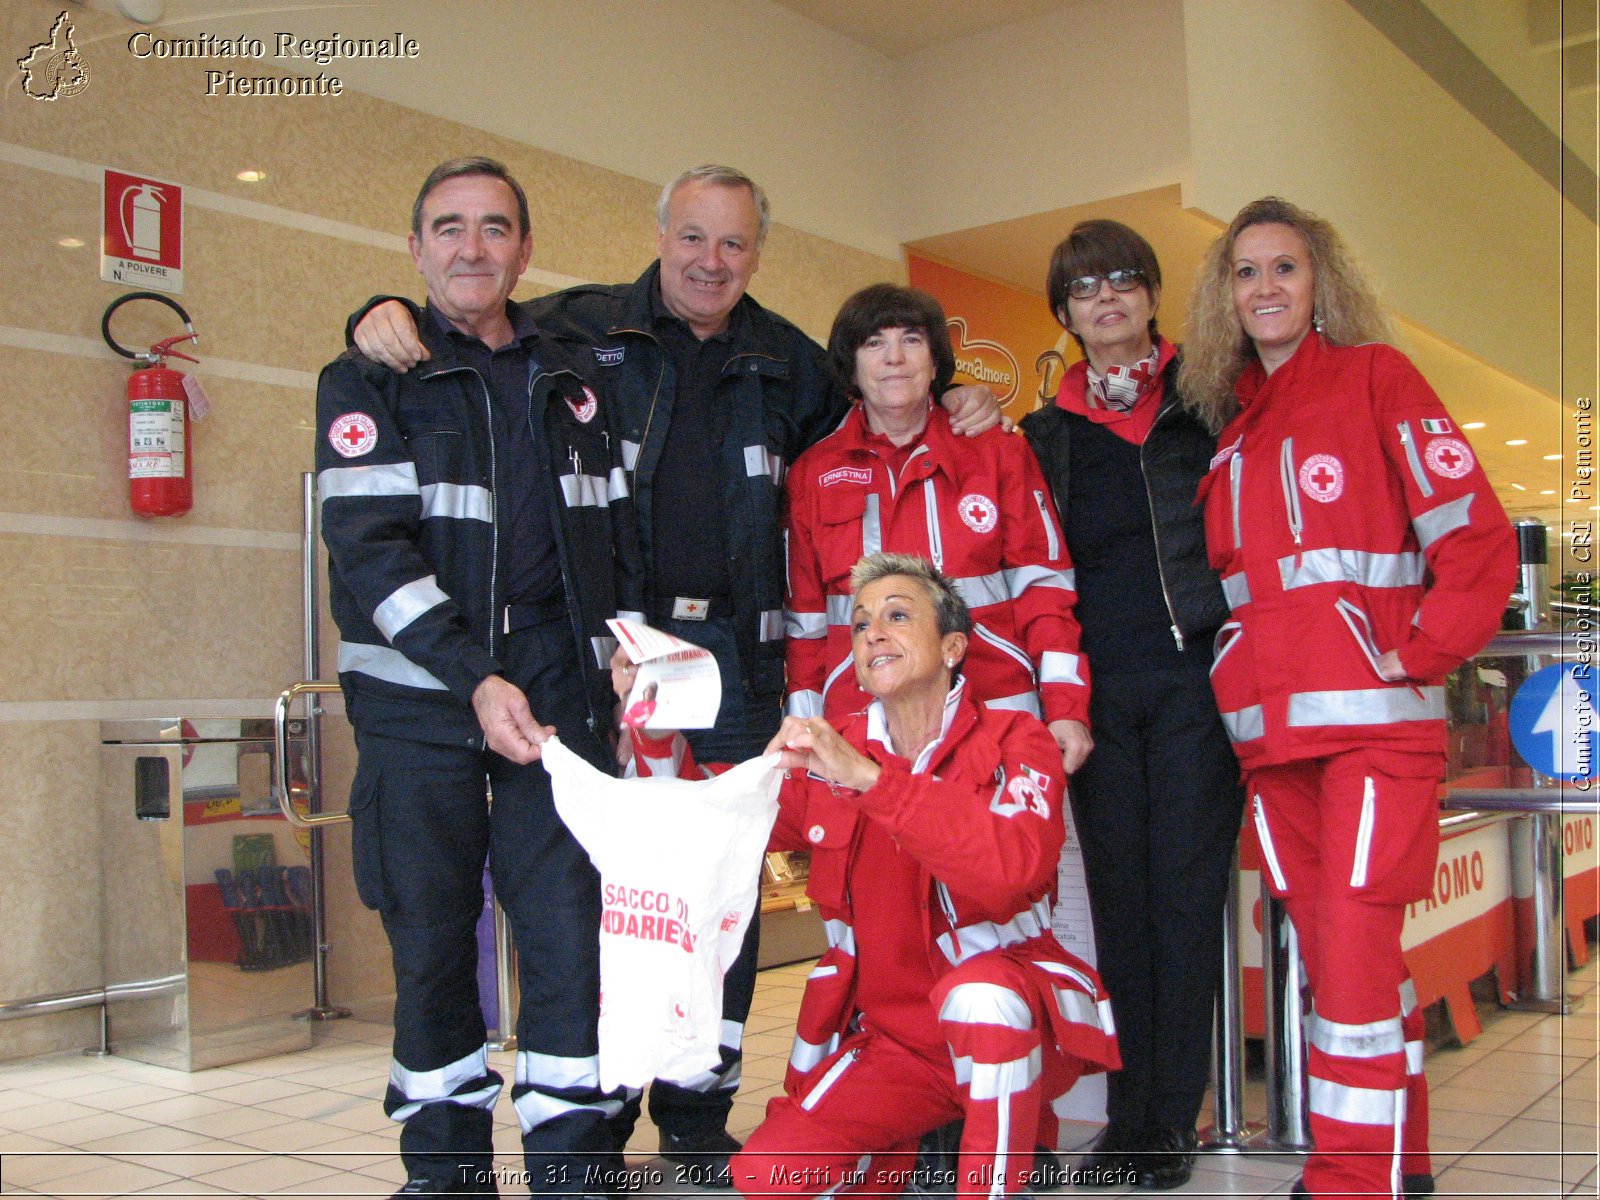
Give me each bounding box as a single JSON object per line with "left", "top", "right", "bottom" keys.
{"left": 542, "top": 737, "right": 783, "bottom": 1090}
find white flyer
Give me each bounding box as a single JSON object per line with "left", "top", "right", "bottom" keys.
{"left": 606, "top": 618, "right": 722, "bottom": 730}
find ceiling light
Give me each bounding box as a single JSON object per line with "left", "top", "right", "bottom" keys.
{"left": 235, "top": 169, "right": 267, "bottom": 183}
{"left": 1510, "top": 483, "right": 1527, "bottom": 491}
{"left": 1505, "top": 439, "right": 1528, "bottom": 446}
{"left": 56, "top": 236, "right": 84, "bottom": 248}
{"left": 1543, "top": 454, "right": 1563, "bottom": 461}
{"left": 1541, "top": 489, "right": 1556, "bottom": 495}
{"left": 1463, "top": 421, "right": 1486, "bottom": 430}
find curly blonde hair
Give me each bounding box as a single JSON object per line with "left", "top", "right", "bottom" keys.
{"left": 1178, "top": 197, "right": 1397, "bottom": 433}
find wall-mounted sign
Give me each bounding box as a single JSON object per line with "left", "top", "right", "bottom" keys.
{"left": 102, "top": 168, "right": 184, "bottom": 294}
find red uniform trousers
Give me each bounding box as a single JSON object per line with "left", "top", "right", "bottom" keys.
{"left": 1248, "top": 751, "right": 1436, "bottom": 1199}
{"left": 734, "top": 955, "right": 1081, "bottom": 1200}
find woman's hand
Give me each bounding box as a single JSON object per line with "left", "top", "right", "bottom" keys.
{"left": 1048, "top": 719, "right": 1094, "bottom": 774}
{"left": 609, "top": 644, "right": 636, "bottom": 702}
{"left": 1375, "top": 650, "right": 1408, "bottom": 682}
{"left": 765, "top": 716, "right": 882, "bottom": 794}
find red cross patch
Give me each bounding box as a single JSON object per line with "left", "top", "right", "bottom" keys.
{"left": 1297, "top": 453, "right": 1345, "bottom": 502}
{"left": 1424, "top": 437, "right": 1474, "bottom": 480}
{"left": 328, "top": 412, "right": 378, "bottom": 458}
{"left": 958, "top": 492, "right": 998, "bottom": 534}
{"left": 566, "top": 386, "right": 598, "bottom": 424}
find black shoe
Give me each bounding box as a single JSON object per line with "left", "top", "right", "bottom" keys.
{"left": 392, "top": 1180, "right": 454, "bottom": 1198}
{"left": 1290, "top": 1179, "right": 1307, "bottom": 1200}
{"left": 1132, "top": 1127, "right": 1197, "bottom": 1191}
{"left": 1076, "top": 1123, "right": 1137, "bottom": 1188}
{"left": 659, "top": 1128, "right": 741, "bottom": 1188}
{"left": 1404, "top": 1174, "right": 1435, "bottom": 1198}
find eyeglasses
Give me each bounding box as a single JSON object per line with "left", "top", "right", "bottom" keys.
{"left": 1066, "top": 269, "right": 1146, "bottom": 300}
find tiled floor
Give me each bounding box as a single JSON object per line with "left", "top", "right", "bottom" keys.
{"left": 0, "top": 957, "right": 1595, "bottom": 1197}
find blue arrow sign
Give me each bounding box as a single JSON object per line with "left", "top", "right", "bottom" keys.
{"left": 1509, "top": 663, "right": 1599, "bottom": 781}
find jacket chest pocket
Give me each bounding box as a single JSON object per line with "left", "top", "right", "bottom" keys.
{"left": 818, "top": 487, "right": 876, "bottom": 581}
{"left": 399, "top": 406, "right": 471, "bottom": 486}
{"left": 796, "top": 795, "right": 858, "bottom": 910}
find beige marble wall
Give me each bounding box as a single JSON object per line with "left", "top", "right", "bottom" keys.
{"left": 0, "top": 0, "right": 896, "bottom": 1062}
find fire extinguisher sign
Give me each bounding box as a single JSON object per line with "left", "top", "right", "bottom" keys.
{"left": 102, "top": 168, "right": 183, "bottom": 294}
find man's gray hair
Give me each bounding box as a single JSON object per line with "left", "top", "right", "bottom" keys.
{"left": 656, "top": 165, "right": 771, "bottom": 247}
{"left": 849, "top": 552, "right": 971, "bottom": 637}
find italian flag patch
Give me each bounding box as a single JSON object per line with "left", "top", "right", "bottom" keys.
{"left": 1421, "top": 418, "right": 1453, "bottom": 434}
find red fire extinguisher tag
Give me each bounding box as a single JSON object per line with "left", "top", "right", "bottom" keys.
{"left": 181, "top": 373, "right": 212, "bottom": 421}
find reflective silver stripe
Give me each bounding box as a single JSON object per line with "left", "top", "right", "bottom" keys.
{"left": 1350, "top": 776, "right": 1376, "bottom": 888}
{"left": 972, "top": 623, "right": 1034, "bottom": 677}
{"left": 1406, "top": 1039, "right": 1424, "bottom": 1074}
{"left": 1221, "top": 572, "right": 1251, "bottom": 609}
{"left": 807, "top": 962, "right": 839, "bottom": 981}
{"left": 669, "top": 1056, "right": 741, "bottom": 1094}
{"left": 1307, "top": 1011, "right": 1404, "bottom": 1059}
{"left": 1253, "top": 795, "right": 1288, "bottom": 893}
{"left": 953, "top": 570, "right": 1009, "bottom": 608}
{"left": 617, "top": 609, "right": 646, "bottom": 625}
{"left": 799, "top": 1048, "right": 857, "bottom": 1112}
{"left": 591, "top": 636, "right": 616, "bottom": 670}
{"left": 822, "top": 919, "right": 856, "bottom": 955}
{"left": 923, "top": 480, "right": 944, "bottom": 569}
{"left": 1051, "top": 987, "right": 1112, "bottom": 1032}
{"left": 983, "top": 691, "right": 1042, "bottom": 717}
{"left": 1003, "top": 564, "right": 1074, "bottom": 596}
{"left": 319, "top": 461, "right": 420, "bottom": 499}
{"left": 607, "top": 466, "right": 629, "bottom": 501}
{"left": 822, "top": 654, "right": 855, "bottom": 701}
{"left": 1220, "top": 704, "right": 1264, "bottom": 743}
{"left": 1032, "top": 489, "right": 1061, "bottom": 560}
{"left": 621, "top": 439, "right": 640, "bottom": 470}
{"left": 862, "top": 494, "right": 882, "bottom": 557}
{"left": 1229, "top": 453, "right": 1243, "bottom": 548}
{"left": 935, "top": 897, "right": 1053, "bottom": 966}
{"left": 512, "top": 1087, "right": 624, "bottom": 1132}
{"left": 951, "top": 1046, "right": 1042, "bottom": 1102}
{"left": 420, "top": 481, "right": 491, "bottom": 522}
{"left": 374, "top": 575, "right": 449, "bottom": 641}
{"left": 786, "top": 609, "right": 827, "bottom": 639}
{"left": 1039, "top": 652, "right": 1084, "bottom": 686}
{"left": 825, "top": 594, "right": 854, "bottom": 627}
{"left": 1397, "top": 422, "right": 1434, "bottom": 498}
{"left": 559, "top": 472, "right": 612, "bottom": 508}
{"left": 1032, "top": 957, "right": 1098, "bottom": 998}
{"left": 1399, "top": 979, "right": 1418, "bottom": 1015}
{"left": 787, "top": 690, "right": 823, "bottom": 719}
{"left": 1308, "top": 1077, "right": 1404, "bottom": 1126}
{"left": 1413, "top": 493, "right": 1474, "bottom": 550}
{"left": 788, "top": 1032, "right": 839, "bottom": 1075}
{"left": 1278, "top": 548, "right": 1424, "bottom": 591}
{"left": 744, "top": 444, "right": 783, "bottom": 484}
{"left": 938, "top": 982, "right": 1034, "bottom": 1030}
{"left": 388, "top": 1047, "right": 500, "bottom": 1120}
{"left": 338, "top": 640, "right": 447, "bottom": 690}
{"left": 516, "top": 1050, "right": 600, "bottom": 1089}
{"left": 759, "top": 609, "right": 785, "bottom": 642}
{"left": 1287, "top": 686, "right": 1445, "bottom": 727}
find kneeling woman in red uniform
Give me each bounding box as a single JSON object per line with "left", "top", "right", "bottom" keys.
{"left": 1181, "top": 198, "right": 1516, "bottom": 1200}
{"left": 625, "top": 552, "right": 1118, "bottom": 1197}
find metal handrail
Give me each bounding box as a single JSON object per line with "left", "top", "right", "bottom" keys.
{"left": 1445, "top": 788, "right": 1600, "bottom": 814}
{"left": 274, "top": 681, "right": 350, "bottom": 827}
{"left": 1477, "top": 631, "right": 1571, "bottom": 656}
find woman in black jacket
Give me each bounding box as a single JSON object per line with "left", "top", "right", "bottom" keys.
{"left": 1020, "top": 220, "right": 1242, "bottom": 1191}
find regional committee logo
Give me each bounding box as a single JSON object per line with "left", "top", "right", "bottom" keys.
{"left": 17, "top": 12, "right": 90, "bottom": 101}
{"left": 1424, "top": 437, "right": 1475, "bottom": 480}
{"left": 958, "top": 493, "right": 998, "bottom": 534}
{"left": 329, "top": 412, "right": 378, "bottom": 458}
{"left": 1297, "top": 454, "right": 1345, "bottom": 503}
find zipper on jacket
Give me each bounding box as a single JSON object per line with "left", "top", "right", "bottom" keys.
{"left": 1229, "top": 451, "right": 1244, "bottom": 550}
{"left": 936, "top": 880, "right": 962, "bottom": 958}
{"left": 424, "top": 364, "right": 501, "bottom": 659}
{"left": 1139, "top": 405, "right": 1184, "bottom": 650}
{"left": 1396, "top": 421, "right": 1434, "bottom": 499}
{"left": 1350, "top": 776, "right": 1376, "bottom": 889}
{"left": 922, "top": 479, "right": 944, "bottom": 570}
{"left": 1278, "top": 437, "right": 1304, "bottom": 549}
{"left": 1031, "top": 489, "right": 1061, "bottom": 561}
{"left": 800, "top": 1047, "right": 860, "bottom": 1112}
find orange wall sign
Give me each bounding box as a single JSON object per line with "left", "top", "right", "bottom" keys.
{"left": 907, "top": 254, "right": 1079, "bottom": 422}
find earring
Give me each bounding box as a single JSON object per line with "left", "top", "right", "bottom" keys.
{"left": 1313, "top": 310, "right": 1325, "bottom": 333}
{"left": 944, "top": 659, "right": 955, "bottom": 669}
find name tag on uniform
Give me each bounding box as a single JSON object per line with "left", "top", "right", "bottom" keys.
{"left": 672, "top": 597, "right": 711, "bottom": 621}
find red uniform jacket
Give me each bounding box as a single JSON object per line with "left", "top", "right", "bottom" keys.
{"left": 1198, "top": 333, "right": 1517, "bottom": 770}
{"left": 626, "top": 684, "right": 1117, "bottom": 1090}
{"left": 784, "top": 404, "right": 1089, "bottom": 726}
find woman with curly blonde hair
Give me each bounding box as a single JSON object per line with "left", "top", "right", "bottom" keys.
{"left": 1179, "top": 197, "right": 1395, "bottom": 434}
{"left": 1183, "top": 197, "right": 1516, "bottom": 1199}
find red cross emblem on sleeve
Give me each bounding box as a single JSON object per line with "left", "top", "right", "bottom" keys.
{"left": 1297, "top": 453, "right": 1345, "bottom": 502}
{"left": 958, "top": 492, "right": 999, "bottom": 533}
{"left": 1424, "top": 437, "right": 1474, "bottom": 480}
{"left": 328, "top": 412, "right": 378, "bottom": 458}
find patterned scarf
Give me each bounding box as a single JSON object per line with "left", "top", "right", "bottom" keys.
{"left": 1086, "top": 343, "right": 1161, "bottom": 412}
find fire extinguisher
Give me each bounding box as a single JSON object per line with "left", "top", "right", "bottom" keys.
{"left": 102, "top": 291, "right": 199, "bottom": 517}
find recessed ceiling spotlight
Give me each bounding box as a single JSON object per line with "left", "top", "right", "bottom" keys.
{"left": 1463, "top": 421, "right": 1486, "bottom": 430}
{"left": 235, "top": 169, "right": 267, "bottom": 183}
{"left": 56, "top": 236, "right": 84, "bottom": 248}
{"left": 1510, "top": 483, "right": 1527, "bottom": 491}
{"left": 1505, "top": 439, "right": 1528, "bottom": 446}
{"left": 1541, "top": 489, "right": 1556, "bottom": 495}
{"left": 1543, "top": 453, "right": 1563, "bottom": 461}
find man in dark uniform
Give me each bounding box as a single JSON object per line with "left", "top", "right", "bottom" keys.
{"left": 318, "top": 157, "right": 642, "bottom": 1197}
{"left": 349, "top": 165, "right": 998, "bottom": 1184}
